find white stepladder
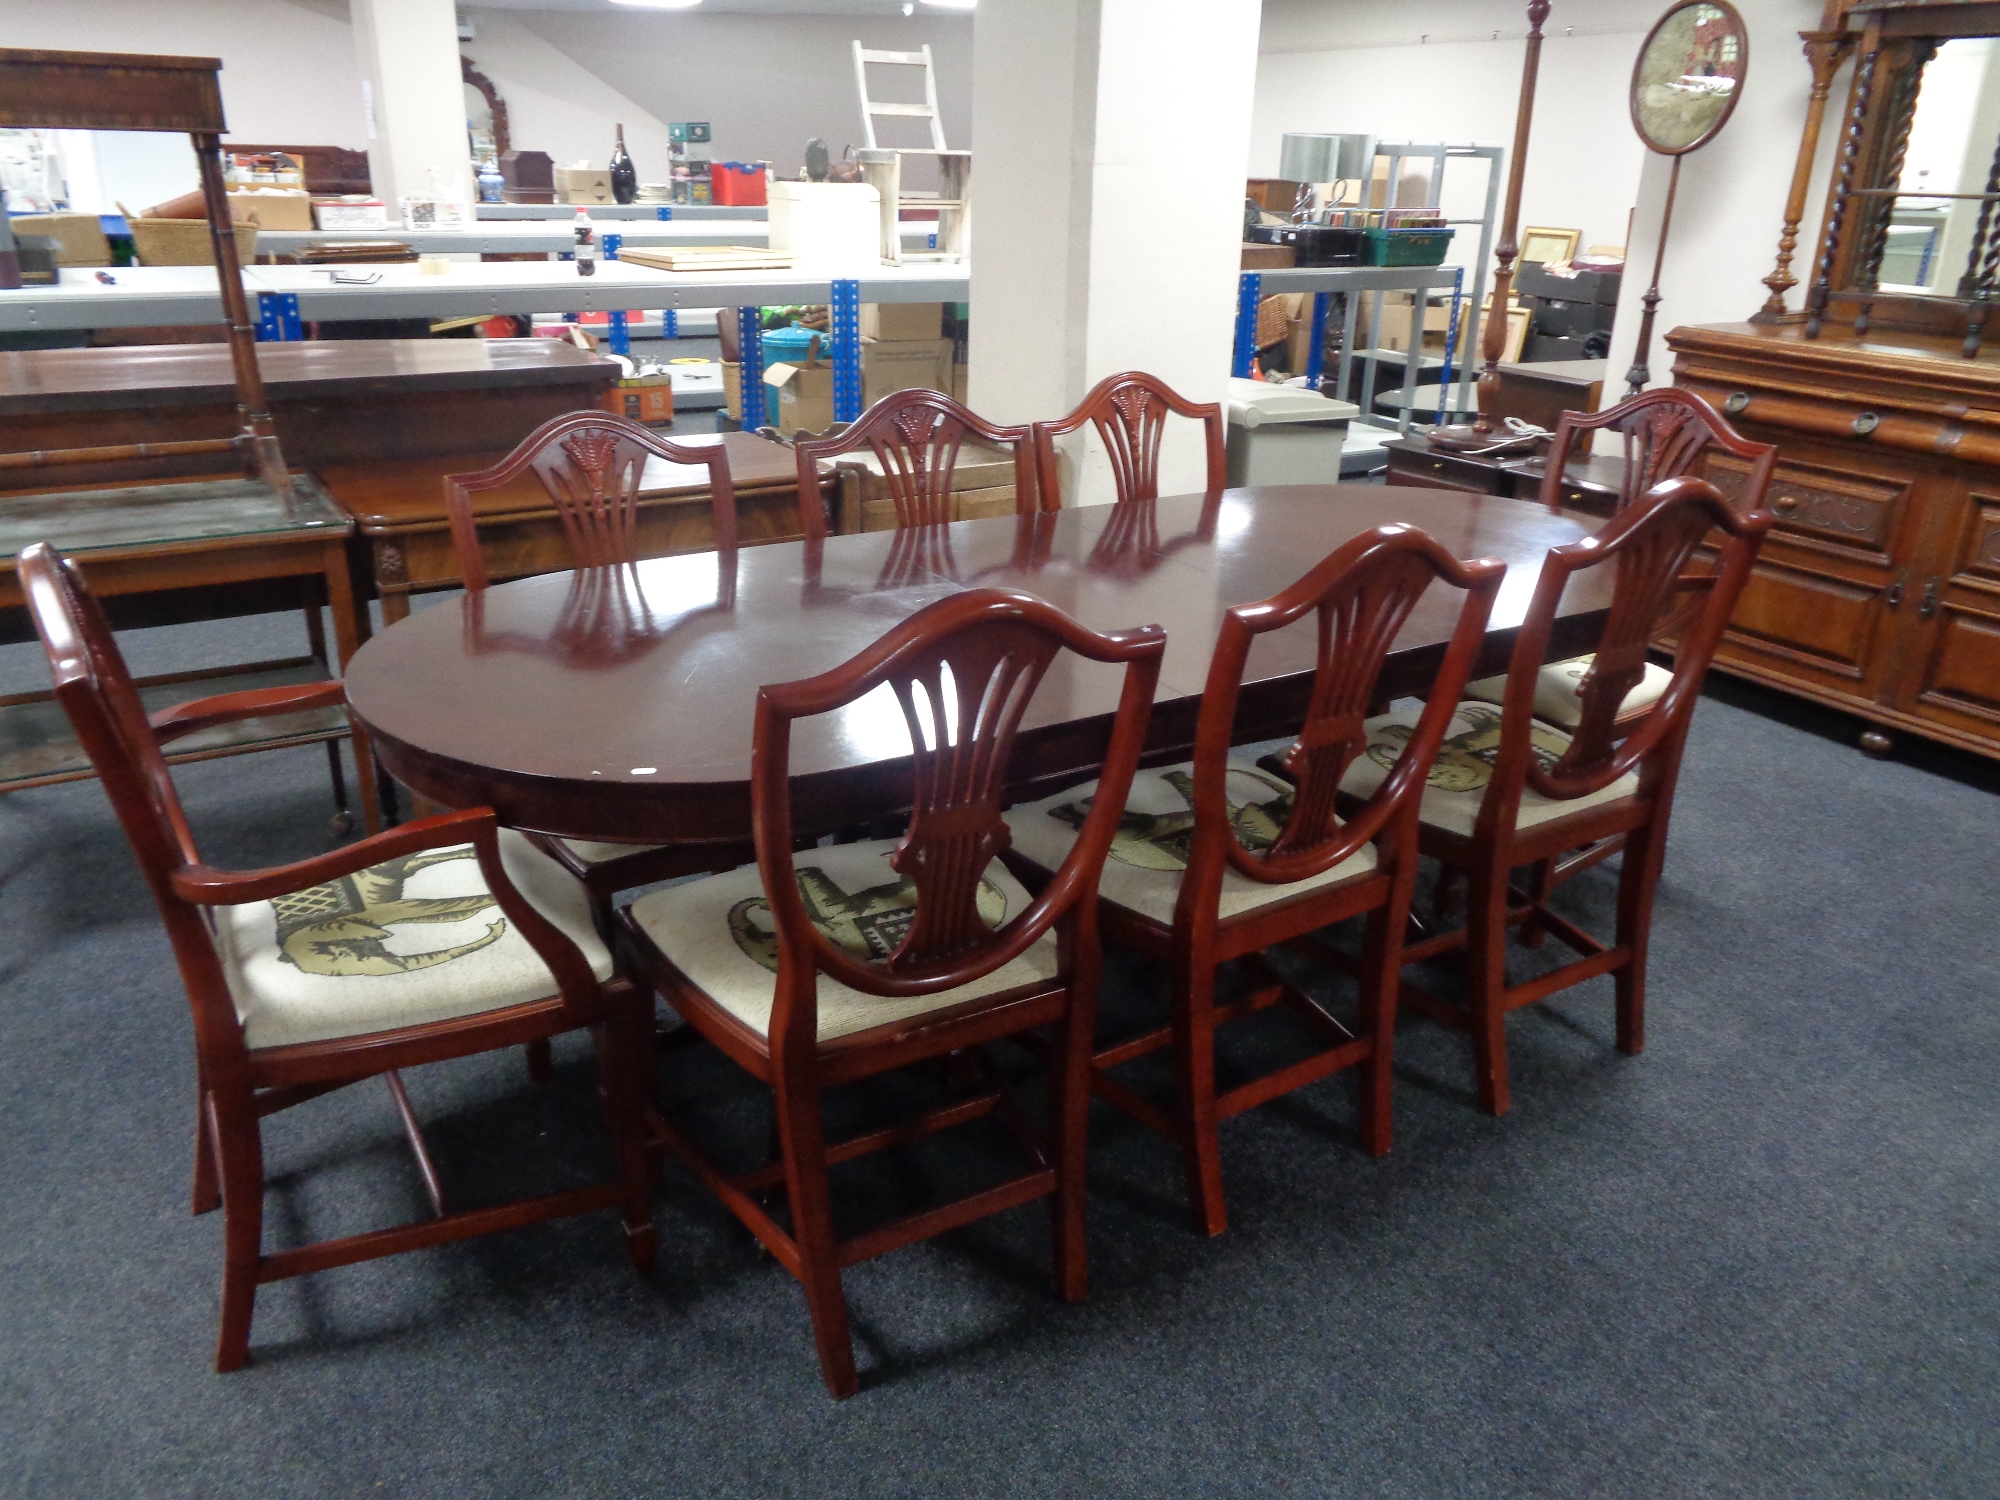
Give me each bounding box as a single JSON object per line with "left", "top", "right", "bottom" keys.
{"left": 852, "top": 41, "right": 949, "bottom": 152}
{"left": 850, "top": 41, "right": 969, "bottom": 265}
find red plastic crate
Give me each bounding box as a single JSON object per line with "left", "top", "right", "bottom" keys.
{"left": 711, "top": 163, "right": 767, "bottom": 207}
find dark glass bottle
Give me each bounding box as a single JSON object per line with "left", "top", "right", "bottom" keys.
{"left": 610, "top": 124, "right": 637, "bottom": 205}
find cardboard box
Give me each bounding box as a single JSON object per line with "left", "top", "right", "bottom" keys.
{"left": 1241, "top": 242, "right": 1296, "bottom": 271}
{"left": 863, "top": 337, "right": 954, "bottom": 408}
{"left": 10, "top": 212, "right": 111, "bottom": 267}
{"left": 833, "top": 439, "right": 1020, "bottom": 532}
{"left": 557, "top": 167, "right": 614, "bottom": 206}
{"left": 762, "top": 337, "right": 956, "bottom": 434}
{"left": 600, "top": 373, "right": 674, "bottom": 426}
{"left": 763, "top": 360, "right": 835, "bottom": 434}
{"left": 313, "top": 196, "right": 388, "bottom": 230}
{"left": 226, "top": 190, "right": 314, "bottom": 230}
{"left": 861, "top": 302, "right": 944, "bottom": 341}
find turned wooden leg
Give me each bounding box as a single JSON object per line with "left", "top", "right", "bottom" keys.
{"left": 211, "top": 1094, "right": 265, "bottom": 1372}
{"left": 1464, "top": 866, "right": 1514, "bottom": 1117}
{"left": 1170, "top": 952, "right": 1228, "bottom": 1237}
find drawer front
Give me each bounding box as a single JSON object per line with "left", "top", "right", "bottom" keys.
{"left": 1706, "top": 452, "right": 1906, "bottom": 567}
{"left": 1384, "top": 449, "right": 1505, "bottom": 494}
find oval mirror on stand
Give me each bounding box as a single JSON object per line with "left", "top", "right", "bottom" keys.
{"left": 1624, "top": 0, "right": 1750, "bottom": 394}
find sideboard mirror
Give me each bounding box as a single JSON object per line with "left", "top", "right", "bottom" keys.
{"left": 1807, "top": 1, "right": 2000, "bottom": 351}
{"left": 462, "top": 58, "right": 509, "bottom": 170}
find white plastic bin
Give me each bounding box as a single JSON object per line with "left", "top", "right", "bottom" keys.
{"left": 1224, "top": 378, "right": 1361, "bottom": 487}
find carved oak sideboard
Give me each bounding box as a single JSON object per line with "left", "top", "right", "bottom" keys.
{"left": 1671, "top": 319, "right": 2000, "bottom": 761}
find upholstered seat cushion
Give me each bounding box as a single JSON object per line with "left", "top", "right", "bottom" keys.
{"left": 1464, "top": 654, "right": 1672, "bottom": 729}
{"left": 1338, "top": 701, "right": 1640, "bottom": 839}
{"left": 1004, "top": 760, "right": 1377, "bottom": 926}
{"left": 213, "top": 829, "right": 612, "bottom": 1051}
{"left": 627, "top": 840, "right": 1060, "bottom": 1043}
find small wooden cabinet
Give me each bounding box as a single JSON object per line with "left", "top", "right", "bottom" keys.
{"left": 1672, "top": 319, "right": 2000, "bottom": 761}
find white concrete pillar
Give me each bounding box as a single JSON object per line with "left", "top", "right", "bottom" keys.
{"left": 970, "top": 0, "right": 1263, "bottom": 504}
{"left": 352, "top": 0, "right": 474, "bottom": 209}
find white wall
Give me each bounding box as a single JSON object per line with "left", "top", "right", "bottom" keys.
{"left": 972, "top": 0, "right": 1262, "bottom": 504}
{"left": 483, "top": 9, "right": 974, "bottom": 189}
{"left": 461, "top": 12, "right": 675, "bottom": 186}
{"left": 1606, "top": 0, "right": 1843, "bottom": 398}
{"left": 1252, "top": 10, "right": 1655, "bottom": 263}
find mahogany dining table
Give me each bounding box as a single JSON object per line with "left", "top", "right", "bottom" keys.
{"left": 343, "top": 485, "right": 1612, "bottom": 851}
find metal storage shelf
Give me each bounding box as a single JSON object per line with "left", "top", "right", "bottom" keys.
{"left": 256, "top": 220, "right": 939, "bottom": 257}
{"left": 476, "top": 203, "right": 768, "bottom": 221}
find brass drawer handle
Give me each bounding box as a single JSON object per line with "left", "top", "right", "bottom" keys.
{"left": 1724, "top": 392, "right": 1751, "bottom": 416}
{"left": 1852, "top": 411, "right": 1881, "bottom": 437}
{"left": 1772, "top": 493, "right": 1799, "bottom": 512}
{"left": 1886, "top": 569, "right": 1906, "bottom": 608}
{"left": 1919, "top": 576, "right": 1940, "bottom": 620}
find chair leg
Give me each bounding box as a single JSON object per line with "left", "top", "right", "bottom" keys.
{"left": 210, "top": 1094, "right": 265, "bottom": 1372}
{"left": 776, "top": 1085, "right": 858, "bottom": 1398}
{"left": 191, "top": 1089, "right": 221, "bottom": 1215}
{"left": 595, "top": 1017, "right": 658, "bottom": 1274}
{"left": 1518, "top": 858, "right": 1555, "bottom": 948}
{"left": 524, "top": 1038, "right": 554, "bottom": 1084}
{"left": 1170, "top": 954, "right": 1228, "bottom": 1238}
{"left": 1613, "top": 821, "right": 1666, "bottom": 1057}
{"left": 1355, "top": 905, "right": 1399, "bottom": 1157}
{"left": 1048, "top": 970, "right": 1096, "bottom": 1303}
{"left": 1464, "top": 866, "right": 1514, "bottom": 1118}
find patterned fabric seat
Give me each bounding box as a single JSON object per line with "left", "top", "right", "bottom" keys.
{"left": 1464, "top": 655, "right": 1673, "bottom": 729}
{"left": 214, "top": 829, "right": 612, "bottom": 1050}
{"left": 626, "top": 840, "right": 1059, "bottom": 1042}
{"left": 1339, "top": 702, "right": 1640, "bottom": 838}
{"left": 1005, "top": 760, "right": 1376, "bottom": 924}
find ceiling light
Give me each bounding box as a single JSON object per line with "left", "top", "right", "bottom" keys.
{"left": 920, "top": 0, "right": 976, "bottom": 9}
{"left": 609, "top": 0, "right": 702, "bottom": 9}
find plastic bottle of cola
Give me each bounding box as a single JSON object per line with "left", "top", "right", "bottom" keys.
{"left": 573, "top": 209, "right": 597, "bottom": 277}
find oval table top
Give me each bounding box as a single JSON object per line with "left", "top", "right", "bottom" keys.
{"left": 345, "top": 485, "right": 1609, "bottom": 846}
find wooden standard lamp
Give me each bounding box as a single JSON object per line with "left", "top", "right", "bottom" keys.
{"left": 1430, "top": 0, "right": 1551, "bottom": 452}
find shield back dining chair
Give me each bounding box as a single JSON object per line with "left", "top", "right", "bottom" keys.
{"left": 1006, "top": 526, "right": 1505, "bottom": 1235}
{"left": 789, "top": 387, "right": 1037, "bottom": 541}
{"left": 619, "top": 587, "right": 1165, "bottom": 1397}
{"left": 443, "top": 411, "right": 748, "bottom": 911}
{"left": 18, "top": 541, "right": 656, "bottom": 1372}
{"left": 1340, "top": 477, "right": 1774, "bottom": 1115}
{"left": 1465, "top": 386, "right": 1777, "bottom": 732}
{"left": 1030, "top": 370, "right": 1227, "bottom": 508}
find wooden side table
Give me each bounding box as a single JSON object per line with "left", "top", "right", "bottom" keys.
{"left": 1383, "top": 437, "right": 1626, "bottom": 517}
{"left": 0, "top": 472, "right": 378, "bottom": 830}
{"left": 0, "top": 339, "right": 618, "bottom": 493}
{"left": 319, "top": 431, "right": 819, "bottom": 624}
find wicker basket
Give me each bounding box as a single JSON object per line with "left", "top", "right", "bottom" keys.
{"left": 129, "top": 218, "right": 261, "bottom": 268}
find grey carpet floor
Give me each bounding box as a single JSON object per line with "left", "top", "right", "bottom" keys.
{"left": 0, "top": 610, "right": 1993, "bottom": 1499}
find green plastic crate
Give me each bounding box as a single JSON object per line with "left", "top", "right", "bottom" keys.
{"left": 1363, "top": 226, "right": 1455, "bottom": 267}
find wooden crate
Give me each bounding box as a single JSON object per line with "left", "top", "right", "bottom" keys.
{"left": 831, "top": 440, "right": 1021, "bottom": 533}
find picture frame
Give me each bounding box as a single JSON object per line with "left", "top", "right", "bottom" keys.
{"left": 1519, "top": 226, "right": 1582, "bottom": 266}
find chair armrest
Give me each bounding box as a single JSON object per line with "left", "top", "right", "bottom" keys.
{"left": 170, "top": 808, "right": 493, "bottom": 905}
{"left": 151, "top": 679, "right": 348, "bottom": 745}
